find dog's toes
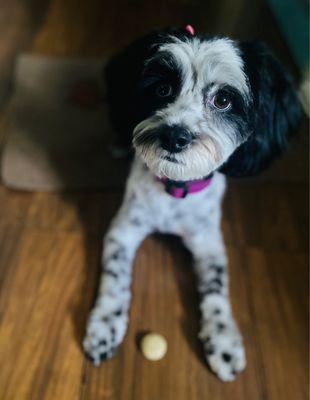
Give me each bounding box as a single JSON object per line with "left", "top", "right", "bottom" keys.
{"left": 206, "top": 344, "right": 246, "bottom": 381}
{"left": 200, "top": 320, "right": 246, "bottom": 381}
{"left": 83, "top": 310, "right": 128, "bottom": 365}
{"left": 83, "top": 333, "right": 118, "bottom": 366}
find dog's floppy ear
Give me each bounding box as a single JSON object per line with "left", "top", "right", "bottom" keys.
{"left": 104, "top": 32, "right": 159, "bottom": 148}
{"left": 220, "top": 40, "right": 302, "bottom": 177}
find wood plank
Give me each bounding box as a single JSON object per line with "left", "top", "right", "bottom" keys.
{"left": 0, "top": 184, "right": 307, "bottom": 399}
{"left": 0, "top": 0, "right": 308, "bottom": 398}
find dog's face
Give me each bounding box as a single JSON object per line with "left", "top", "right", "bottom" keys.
{"left": 133, "top": 37, "right": 252, "bottom": 180}
{"left": 105, "top": 29, "right": 301, "bottom": 179}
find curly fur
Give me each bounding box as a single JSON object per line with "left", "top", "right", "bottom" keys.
{"left": 84, "top": 28, "right": 301, "bottom": 381}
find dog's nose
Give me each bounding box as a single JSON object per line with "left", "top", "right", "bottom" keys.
{"left": 159, "top": 125, "right": 192, "bottom": 153}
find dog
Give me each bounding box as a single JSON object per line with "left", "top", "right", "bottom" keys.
{"left": 83, "top": 27, "right": 301, "bottom": 381}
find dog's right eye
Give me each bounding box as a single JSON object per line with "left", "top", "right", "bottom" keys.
{"left": 155, "top": 83, "right": 172, "bottom": 98}
{"left": 211, "top": 90, "right": 232, "bottom": 111}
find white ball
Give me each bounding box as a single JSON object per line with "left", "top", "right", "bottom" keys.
{"left": 141, "top": 332, "right": 168, "bottom": 361}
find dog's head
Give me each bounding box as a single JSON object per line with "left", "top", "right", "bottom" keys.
{"left": 105, "top": 28, "right": 301, "bottom": 180}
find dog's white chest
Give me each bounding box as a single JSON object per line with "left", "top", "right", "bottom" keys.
{"left": 124, "top": 158, "right": 226, "bottom": 236}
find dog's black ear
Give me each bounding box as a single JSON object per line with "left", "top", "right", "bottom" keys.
{"left": 104, "top": 32, "right": 158, "bottom": 148}
{"left": 220, "top": 40, "right": 302, "bottom": 177}
{"left": 104, "top": 28, "right": 191, "bottom": 149}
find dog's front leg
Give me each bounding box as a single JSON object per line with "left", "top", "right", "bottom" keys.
{"left": 184, "top": 226, "right": 246, "bottom": 381}
{"left": 83, "top": 197, "right": 150, "bottom": 365}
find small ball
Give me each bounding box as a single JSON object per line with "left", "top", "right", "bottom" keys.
{"left": 141, "top": 332, "right": 167, "bottom": 361}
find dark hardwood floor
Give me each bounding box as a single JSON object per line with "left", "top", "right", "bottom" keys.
{"left": 0, "top": 0, "right": 308, "bottom": 399}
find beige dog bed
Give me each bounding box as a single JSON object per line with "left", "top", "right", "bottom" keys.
{"left": 1, "top": 54, "right": 129, "bottom": 191}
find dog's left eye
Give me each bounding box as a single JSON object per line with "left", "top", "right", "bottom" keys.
{"left": 212, "top": 91, "right": 232, "bottom": 110}
{"left": 156, "top": 83, "right": 172, "bottom": 98}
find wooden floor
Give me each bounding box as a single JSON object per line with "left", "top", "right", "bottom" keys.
{"left": 0, "top": 0, "right": 309, "bottom": 399}
{"left": 0, "top": 181, "right": 308, "bottom": 400}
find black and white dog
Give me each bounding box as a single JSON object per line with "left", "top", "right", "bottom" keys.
{"left": 83, "top": 28, "right": 301, "bottom": 381}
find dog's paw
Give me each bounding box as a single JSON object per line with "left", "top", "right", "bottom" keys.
{"left": 83, "top": 309, "right": 128, "bottom": 365}
{"left": 199, "top": 319, "right": 246, "bottom": 381}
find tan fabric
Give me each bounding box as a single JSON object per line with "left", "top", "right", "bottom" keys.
{"left": 1, "top": 54, "right": 128, "bottom": 191}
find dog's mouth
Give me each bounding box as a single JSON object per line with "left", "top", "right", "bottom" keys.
{"left": 162, "top": 155, "right": 180, "bottom": 164}
{"left": 134, "top": 133, "right": 224, "bottom": 181}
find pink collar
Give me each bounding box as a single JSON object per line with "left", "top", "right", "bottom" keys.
{"left": 157, "top": 174, "right": 213, "bottom": 198}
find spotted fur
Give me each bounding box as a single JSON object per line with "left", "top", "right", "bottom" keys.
{"left": 84, "top": 28, "right": 301, "bottom": 381}
{"left": 84, "top": 159, "right": 244, "bottom": 381}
